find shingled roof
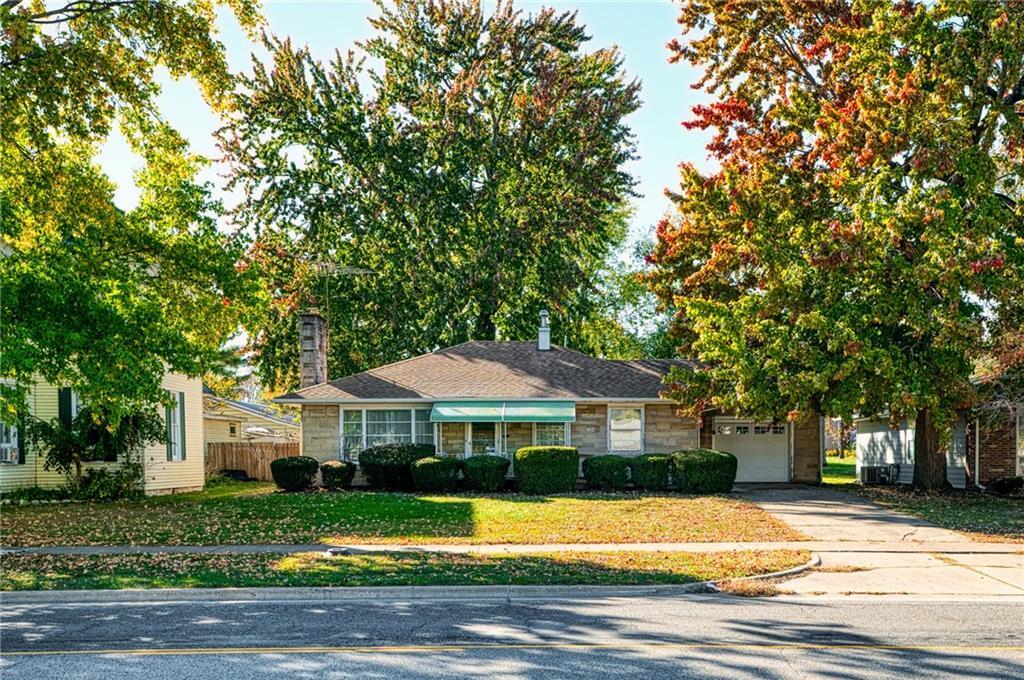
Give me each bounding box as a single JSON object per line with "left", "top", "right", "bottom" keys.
{"left": 275, "top": 341, "right": 696, "bottom": 402}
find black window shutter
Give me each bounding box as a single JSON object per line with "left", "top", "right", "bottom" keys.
{"left": 58, "top": 388, "right": 72, "bottom": 427}
{"left": 16, "top": 413, "right": 26, "bottom": 464}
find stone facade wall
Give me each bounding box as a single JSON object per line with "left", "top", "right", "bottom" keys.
{"left": 301, "top": 404, "right": 340, "bottom": 462}
{"left": 643, "top": 404, "right": 699, "bottom": 454}
{"left": 505, "top": 422, "right": 533, "bottom": 455}
{"left": 571, "top": 404, "right": 608, "bottom": 457}
{"left": 439, "top": 422, "right": 466, "bottom": 456}
{"left": 792, "top": 415, "right": 822, "bottom": 484}
{"left": 966, "top": 414, "right": 1018, "bottom": 484}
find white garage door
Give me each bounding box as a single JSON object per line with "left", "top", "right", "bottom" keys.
{"left": 713, "top": 419, "right": 790, "bottom": 483}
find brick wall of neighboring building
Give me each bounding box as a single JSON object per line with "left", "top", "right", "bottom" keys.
{"left": 439, "top": 422, "right": 466, "bottom": 456}
{"left": 300, "top": 404, "right": 340, "bottom": 462}
{"left": 966, "top": 414, "right": 1019, "bottom": 485}
{"left": 571, "top": 404, "right": 608, "bottom": 457}
{"left": 644, "top": 404, "right": 700, "bottom": 453}
{"left": 792, "top": 415, "right": 823, "bottom": 484}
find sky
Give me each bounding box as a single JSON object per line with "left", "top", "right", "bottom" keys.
{"left": 98, "top": 0, "right": 714, "bottom": 253}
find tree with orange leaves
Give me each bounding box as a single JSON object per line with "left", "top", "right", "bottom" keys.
{"left": 647, "top": 0, "right": 1024, "bottom": 489}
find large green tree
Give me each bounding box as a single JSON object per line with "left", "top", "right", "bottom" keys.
{"left": 1, "top": 0, "right": 264, "bottom": 422}
{"left": 221, "top": 0, "right": 640, "bottom": 390}
{"left": 647, "top": 0, "right": 1024, "bottom": 489}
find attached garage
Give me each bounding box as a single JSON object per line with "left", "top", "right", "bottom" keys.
{"left": 712, "top": 417, "right": 791, "bottom": 483}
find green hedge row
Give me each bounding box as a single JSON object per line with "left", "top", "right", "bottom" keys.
{"left": 270, "top": 446, "right": 737, "bottom": 495}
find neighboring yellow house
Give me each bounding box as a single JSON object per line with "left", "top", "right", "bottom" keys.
{"left": 0, "top": 373, "right": 205, "bottom": 496}
{"left": 203, "top": 390, "right": 299, "bottom": 445}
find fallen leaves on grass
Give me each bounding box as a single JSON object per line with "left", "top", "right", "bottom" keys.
{"left": 855, "top": 487, "right": 1024, "bottom": 543}
{"left": 0, "top": 481, "right": 804, "bottom": 547}
{"left": 0, "top": 549, "right": 810, "bottom": 591}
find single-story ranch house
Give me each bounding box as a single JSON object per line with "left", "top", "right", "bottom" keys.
{"left": 0, "top": 373, "right": 205, "bottom": 495}
{"left": 275, "top": 312, "right": 823, "bottom": 484}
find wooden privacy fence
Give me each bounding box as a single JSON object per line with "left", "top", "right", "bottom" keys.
{"left": 205, "top": 442, "right": 301, "bottom": 481}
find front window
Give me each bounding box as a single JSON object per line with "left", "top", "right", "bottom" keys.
{"left": 609, "top": 407, "right": 643, "bottom": 452}
{"left": 343, "top": 408, "right": 435, "bottom": 459}
{"left": 366, "top": 409, "right": 413, "bottom": 447}
{"left": 534, "top": 422, "right": 566, "bottom": 446}
{"left": 0, "top": 422, "right": 18, "bottom": 464}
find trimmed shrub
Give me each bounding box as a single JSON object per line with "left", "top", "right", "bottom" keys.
{"left": 671, "top": 449, "right": 738, "bottom": 494}
{"left": 989, "top": 476, "right": 1024, "bottom": 495}
{"left": 411, "top": 456, "right": 462, "bottom": 493}
{"left": 628, "top": 453, "right": 672, "bottom": 490}
{"left": 358, "top": 443, "right": 436, "bottom": 490}
{"left": 463, "top": 455, "right": 510, "bottom": 492}
{"left": 270, "top": 456, "right": 320, "bottom": 492}
{"left": 320, "top": 460, "right": 356, "bottom": 490}
{"left": 514, "top": 446, "right": 579, "bottom": 495}
{"left": 582, "top": 455, "right": 629, "bottom": 491}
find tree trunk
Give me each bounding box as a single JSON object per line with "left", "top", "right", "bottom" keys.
{"left": 74, "top": 457, "right": 83, "bottom": 489}
{"left": 912, "top": 408, "right": 947, "bottom": 491}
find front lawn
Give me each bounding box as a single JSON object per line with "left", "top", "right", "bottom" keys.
{"left": 857, "top": 486, "right": 1024, "bottom": 542}
{"left": 0, "top": 480, "right": 803, "bottom": 546}
{"left": 0, "top": 549, "right": 809, "bottom": 590}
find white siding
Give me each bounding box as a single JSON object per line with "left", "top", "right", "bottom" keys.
{"left": 855, "top": 418, "right": 967, "bottom": 489}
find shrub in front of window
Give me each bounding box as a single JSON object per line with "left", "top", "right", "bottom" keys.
{"left": 320, "top": 460, "right": 356, "bottom": 490}
{"left": 670, "top": 449, "right": 738, "bottom": 494}
{"left": 514, "top": 446, "right": 579, "bottom": 494}
{"left": 411, "top": 456, "right": 462, "bottom": 493}
{"left": 462, "top": 455, "right": 510, "bottom": 492}
{"left": 627, "top": 453, "right": 672, "bottom": 490}
{"left": 358, "top": 443, "right": 436, "bottom": 490}
{"left": 582, "top": 455, "right": 629, "bottom": 491}
{"left": 269, "top": 456, "right": 320, "bottom": 492}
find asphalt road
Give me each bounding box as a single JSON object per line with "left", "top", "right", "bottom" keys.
{"left": 1, "top": 593, "right": 1022, "bottom": 679}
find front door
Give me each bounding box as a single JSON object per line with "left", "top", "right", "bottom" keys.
{"left": 468, "top": 422, "right": 499, "bottom": 456}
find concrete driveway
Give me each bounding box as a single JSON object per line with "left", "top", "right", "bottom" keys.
{"left": 737, "top": 486, "right": 1024, "bottom": 597}
{"left": 736, "top": 486, "right": 969, "bottom": 543}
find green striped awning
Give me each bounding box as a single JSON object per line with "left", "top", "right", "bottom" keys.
{"left": 430, "top": 401, "right": 575, "bottom": 423}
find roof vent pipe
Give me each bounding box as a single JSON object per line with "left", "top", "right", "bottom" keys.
{"left": 538, "top": 310, "right": 551, "bottom": 351}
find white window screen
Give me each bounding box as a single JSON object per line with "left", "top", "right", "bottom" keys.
{"left": 609, "top": 408, "right": 643, "bottom": 452}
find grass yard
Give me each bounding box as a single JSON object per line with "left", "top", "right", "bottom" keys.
{"left": 0, "top": 549, "right": 809, "bottom": 591}
{"left": 857, "top": 486, "right": 1024, "bottom": 543}
{"left": 822, "top": 454, "right": 856, "bottom": 485}
{"left": 0, "top": 479, "right": 803, "bottom": 547}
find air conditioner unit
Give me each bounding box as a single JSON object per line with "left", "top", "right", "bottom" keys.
{"left": 860, "top": 465, "right": 898, "bottom": 485}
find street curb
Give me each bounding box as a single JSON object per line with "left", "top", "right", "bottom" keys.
{"left": 0, "top": 557, "right": 819, "bottom": 606}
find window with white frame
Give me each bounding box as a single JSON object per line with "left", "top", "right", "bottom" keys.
{"left": 534, "top": 422, "right": 566, "bottom": 446}
{"left": 0, "top": 422, "right": 18, "bottom": 464}
{"left": 342, "top": 408, "right": 434, "bottom": 458}
{"left": 609, "top": 407, "right": 643, "bottom": 452}
{"left": 1018, "top": 413, "right": 1023, "bottom": 476}
{"left": 70, "top": 391, "right": 84, "bottom": 419}
{"left": 166, "top": 392, "right": 184, "bottom": 462}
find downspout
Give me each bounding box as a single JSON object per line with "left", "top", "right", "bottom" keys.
{"left": 974, "top": 418, "right": 985, "bottom": 490}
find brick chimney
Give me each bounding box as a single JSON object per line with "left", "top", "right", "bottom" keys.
{"left": 298, "top": 310, "right": 328, "bottom": 388}
{"left": 538, "top": 310, "right": 551, "bottom": 351}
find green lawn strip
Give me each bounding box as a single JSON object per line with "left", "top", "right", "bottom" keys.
{"left": 822, "top": 455, "right": 856, "bottom": 485}
{"left": 0, "top": 480, "right": 804, "bottom": 547}
{"left": 856, "top": 487, "right": 1024, "bottom": 542}
{"left": 0, "top": 549, "right": 810, "bottom": 591}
